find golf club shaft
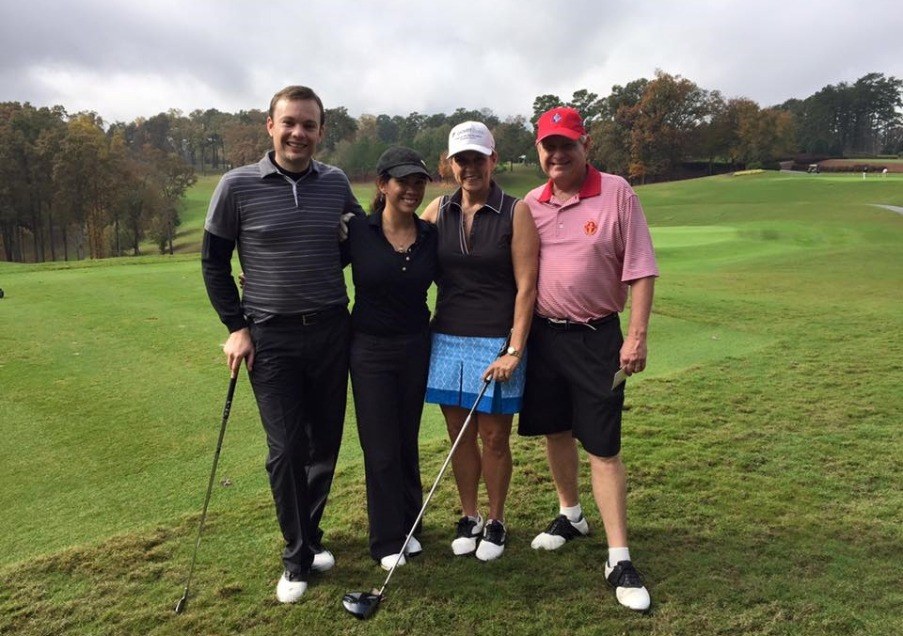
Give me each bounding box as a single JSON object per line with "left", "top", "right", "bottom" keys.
{"left": 378, "top": 376, "right": 493, "bottom": 596}
{"left": 176, "top": 371, "right": 238, "bottom": 611}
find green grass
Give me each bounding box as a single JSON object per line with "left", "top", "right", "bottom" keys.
{"left": 0, "top": 172, "right": 900, "bottom": 635}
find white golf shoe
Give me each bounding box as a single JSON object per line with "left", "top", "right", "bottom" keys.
{"left": 276, "top": 571, "right": 308, "bottom": 603}
{"left": 404, "top": 536, "right": 423, "bottom": 556}
{"left": 380, "top": 553, "right": 406, "bottom": 571}
{"left": 311, "top": 547, "right": 335, "bottom": 572}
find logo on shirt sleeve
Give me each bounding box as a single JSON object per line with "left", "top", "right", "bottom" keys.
{"left": 584, "top": 220, "right": 597, "bottom": 236}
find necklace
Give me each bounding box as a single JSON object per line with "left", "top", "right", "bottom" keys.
{"left": 384, "top": 223, "right": 416, "bottom": 253}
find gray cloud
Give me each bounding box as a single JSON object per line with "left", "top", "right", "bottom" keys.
{"left": 1, "top": 0, "right": 900, "bottom": 122}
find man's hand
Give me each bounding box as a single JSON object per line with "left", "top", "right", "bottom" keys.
{"left": 224, "top": 327, "right": 255, "bottom": 374}
{"left": 339, "top": 212, "right": 355, "bottom": 241}
{"left": 619, "top": 334, "right": 647, "bottom": 376}
{"left": 621, "top": 276, "right": 654, "bottom": 376}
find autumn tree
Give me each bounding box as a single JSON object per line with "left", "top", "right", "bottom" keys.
{"left": 147, "top": 149, "right": 197, "bottom": 254}
{"left": 586, "top": 79, "right": 649, "bottom": 175}
{"left": 625, "top": 71, "right": 710, "bottom": 182}
{"left": 52, "top": 113, "right": 114, "bottom": 259}
{"left": 222, "top": 111, "right": 269, "bottom": 168}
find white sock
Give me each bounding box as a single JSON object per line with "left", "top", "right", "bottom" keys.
{"left": 608, "top": 547, "right": 631, "bottom": 567}
{"left": 560, "top": 503, "right": 583, "bottom": 523}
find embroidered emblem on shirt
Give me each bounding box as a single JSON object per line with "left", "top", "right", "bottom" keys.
{"left": 584, "top": 220, "right": 597, "bottom": 236}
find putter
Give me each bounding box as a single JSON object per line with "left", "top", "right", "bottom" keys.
{"left": 174, "top": 371, "right": 238, "bottom": 614}
{"left": 343, "top": 342, "right": 508, "bottom": 620}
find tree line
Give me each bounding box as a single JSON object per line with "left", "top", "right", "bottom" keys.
{"left": 1, "top": 70, "right": 900, "bottom": 263}
{"left": 0, "top": 105, "right": 196, "bottom": 262}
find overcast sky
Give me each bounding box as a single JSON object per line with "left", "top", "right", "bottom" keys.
{"left": 2, "top": 0, "right": 901, "bottom": 124}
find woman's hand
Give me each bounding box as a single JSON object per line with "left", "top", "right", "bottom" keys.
{"left": 483, "top": 354, "right": 520, "bottom": 383}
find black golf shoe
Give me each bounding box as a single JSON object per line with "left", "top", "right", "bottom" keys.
{"left": 604, "top": 560, "right": 650, "bottom": 611}
{"left": 531, "top": 514, "right": 590, "bottom": 550}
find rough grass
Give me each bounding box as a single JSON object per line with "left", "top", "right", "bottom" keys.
{"left": 0, "top": 172, "right": 900, "bottom": 635}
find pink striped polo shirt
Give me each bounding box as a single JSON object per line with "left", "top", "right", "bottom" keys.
{"left": 525, "top": 164, "right": 659, "bottom": 322}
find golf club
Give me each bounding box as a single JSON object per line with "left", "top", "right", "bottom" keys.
{"left": 343, "top": 341, "right": 508, "bottom": 619}
{"left": 174, "top": 371, "right": 238, "bottom": 614}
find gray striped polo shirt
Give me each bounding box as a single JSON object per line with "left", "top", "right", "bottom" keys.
{"left": 205, "top": 152, "right": 365, "bottom": 319}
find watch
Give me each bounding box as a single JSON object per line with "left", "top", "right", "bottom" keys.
{"left": 506, "top": 346, "right": 521, "bottom": 358}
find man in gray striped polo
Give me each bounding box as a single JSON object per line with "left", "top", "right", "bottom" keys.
{"left": 201, "top": 85, "right": 364, "bottom": 603}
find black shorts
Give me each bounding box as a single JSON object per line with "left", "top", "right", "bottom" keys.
{"left": 518, "top": 314, "right": 625, "bottom": 457}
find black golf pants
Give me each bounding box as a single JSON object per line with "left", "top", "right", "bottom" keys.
{"left": 249, "top": 308, "right": 350, "bottom": 576}
{"left": 350, "top": 330, "right": 429, "bottom": 560}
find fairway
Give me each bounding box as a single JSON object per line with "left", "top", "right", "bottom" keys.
{"left": 0, "top": 171, "right": 900, "bottom": 635}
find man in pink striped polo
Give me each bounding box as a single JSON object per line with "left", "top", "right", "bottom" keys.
{"left": 518, "top": 106, "right": 658, "bottom": 612}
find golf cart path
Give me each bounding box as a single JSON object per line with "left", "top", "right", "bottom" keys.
{"left": 870, "top": 204, "right": 903, "bottom": 215}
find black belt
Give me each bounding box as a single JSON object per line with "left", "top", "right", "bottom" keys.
{"left": 537, "top": 313, "right": 617, "bottom": 331}
{"left": 256, "top": 305, "right": 346, "bottom": 327}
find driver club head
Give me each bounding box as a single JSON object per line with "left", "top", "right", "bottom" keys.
{"left": 342, "top": 590, "right": 383, "bottom": 619}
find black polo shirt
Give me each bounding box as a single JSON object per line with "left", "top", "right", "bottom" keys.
{"left": 431, "top": 181, "right": 519, "bottom": 337}
{"left": 346, "top": 210, "right": 437, "bottom": 336}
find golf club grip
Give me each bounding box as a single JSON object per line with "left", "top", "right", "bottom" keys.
{"left": 221, "top": 374, "right": 237, "bottom": 422}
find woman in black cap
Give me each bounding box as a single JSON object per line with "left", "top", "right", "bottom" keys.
{"left": 345, "top": 146, "right": 437, "bottom": 570}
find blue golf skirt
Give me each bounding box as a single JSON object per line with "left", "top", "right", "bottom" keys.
{"left": 425, "top": 333, "right": 526, "bottom": 415}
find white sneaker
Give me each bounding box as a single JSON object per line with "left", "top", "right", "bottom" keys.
{"left": 605, "top": 560, "right": 651, "bottom": 611}
{"left": 380, "top": 553, "right": 406, "bottom": 571}
{"left": 451, "top": 515, "right": 484, "bottom": 556}
{"left": 275, "top": 571, "right": 307, "bottom": 603}
{"left": 531, "top": 514, "right": 590, "bottom": 550}
{"left": 475, "top": 520, "right": 506, "bottom": 562}
{"left": 311, "top": 548, "right": 335, "bottom": 572}
{"left": 404, "top": 536, "right": 423, "bottom": 556}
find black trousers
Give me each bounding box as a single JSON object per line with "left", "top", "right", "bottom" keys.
{"left": 248, "top": 308, "right": 350, "bottom": 576}
{"left": 350, "top": 330, "right": 430, "bottom": 560}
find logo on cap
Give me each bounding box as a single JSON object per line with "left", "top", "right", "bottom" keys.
{"left": 552, "top": 113, "right": 562, "bottom": 124}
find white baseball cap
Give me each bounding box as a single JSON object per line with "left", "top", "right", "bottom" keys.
{"left": 447, "top": 121, "right": 495, "bottom": 158}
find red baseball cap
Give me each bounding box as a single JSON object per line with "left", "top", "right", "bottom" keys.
{"left": 536, "top": 107, "right": 586, "bottom": 142}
